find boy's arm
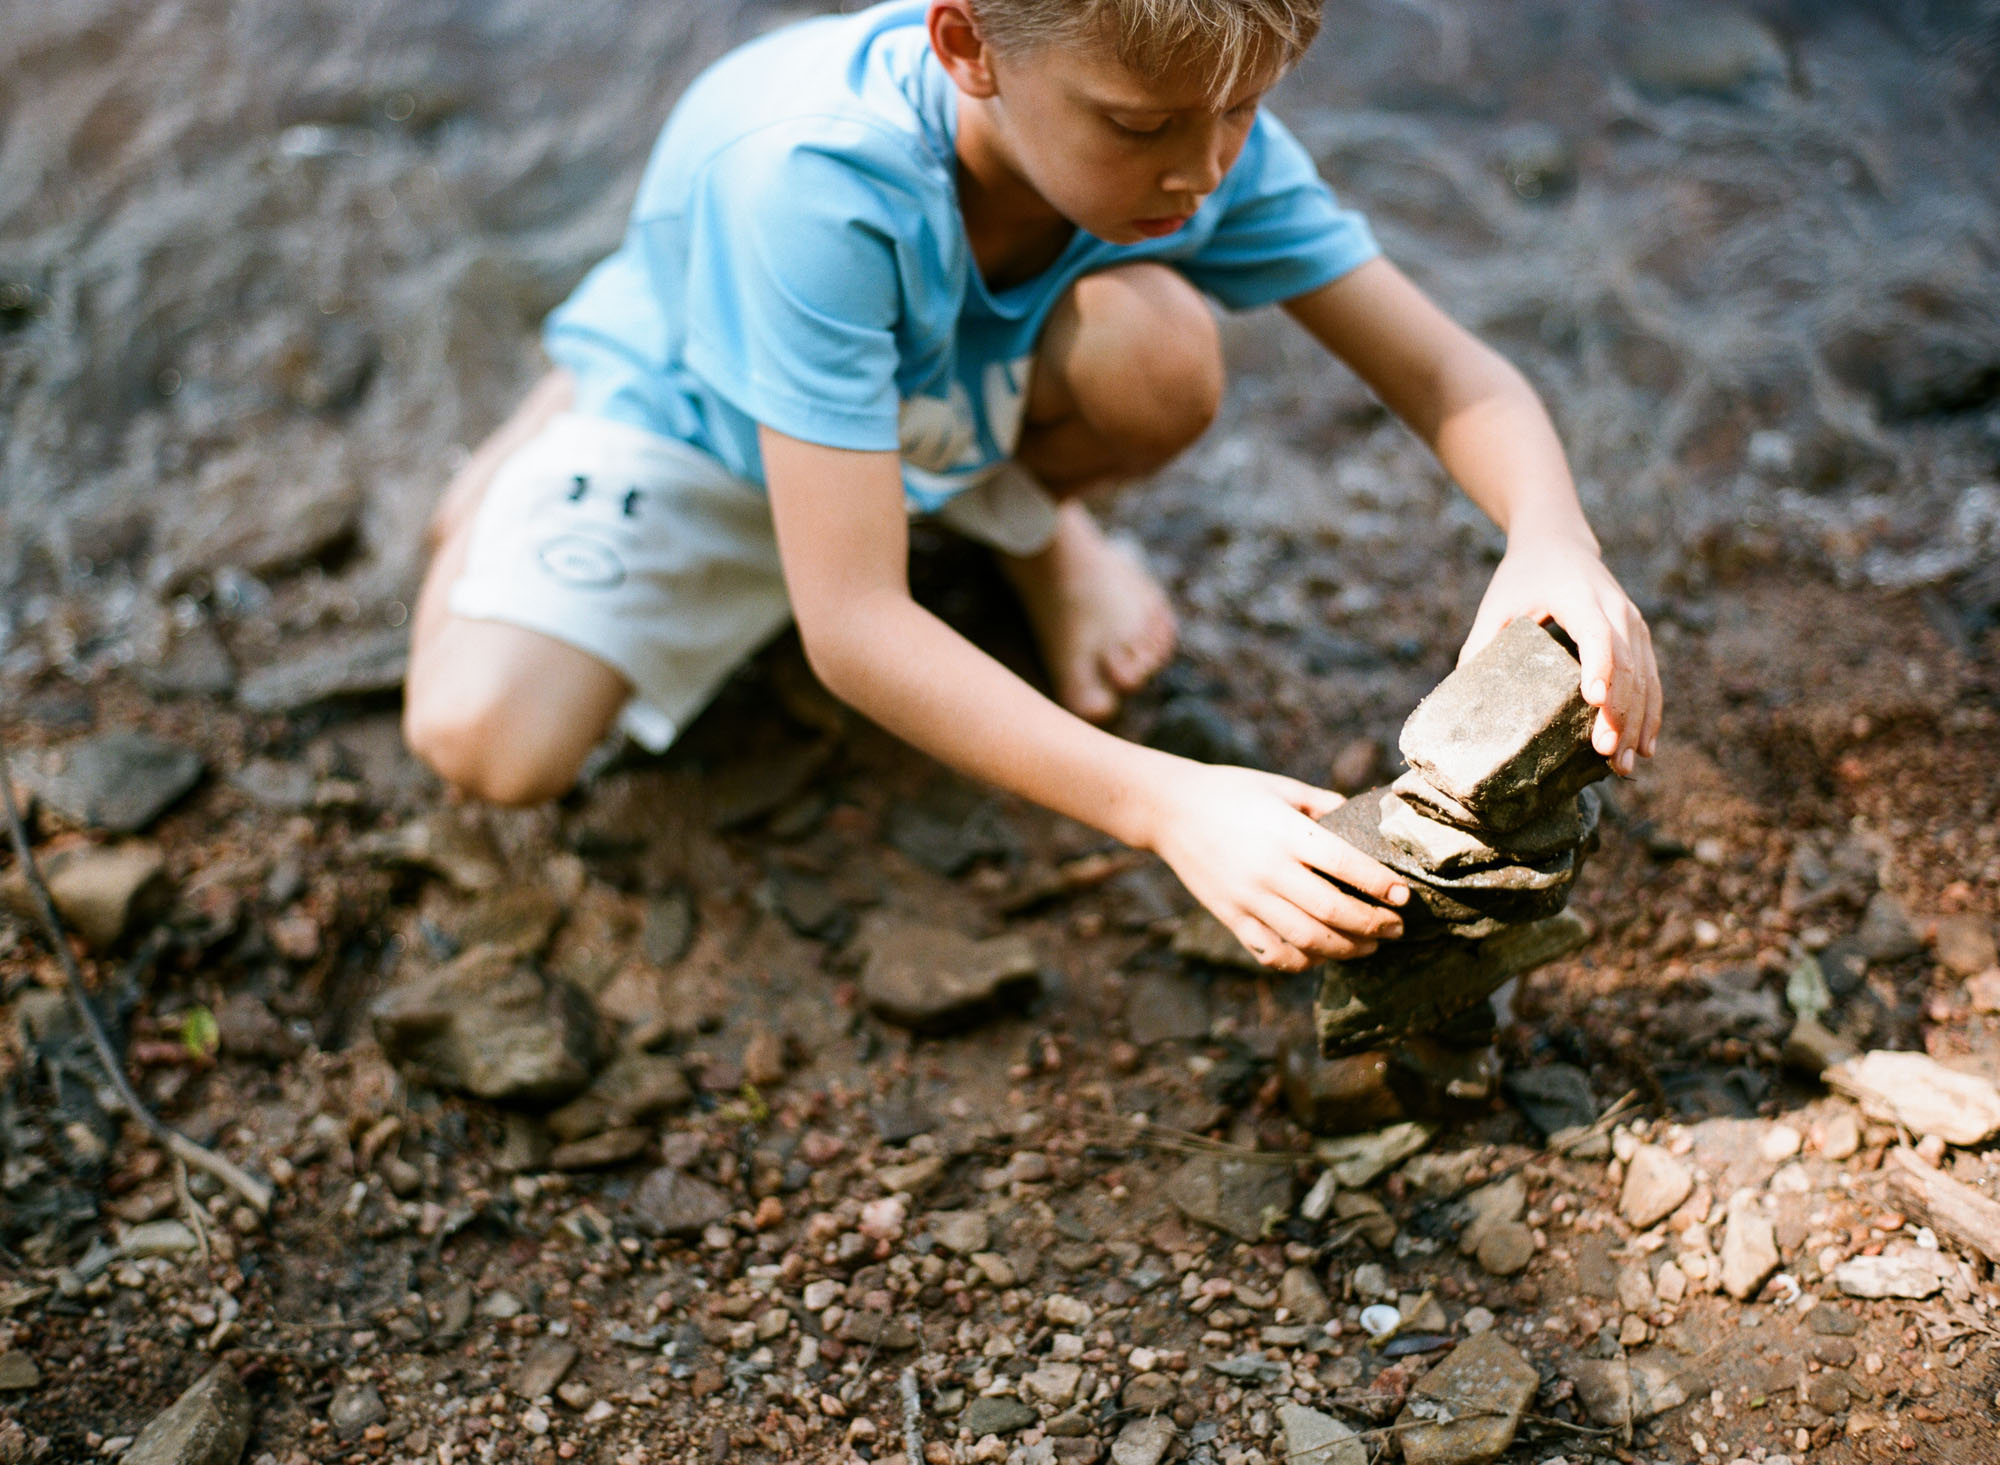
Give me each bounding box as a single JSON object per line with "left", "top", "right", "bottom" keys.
{"left": 759, "top": 426, "right": 1411, "bottom": 972}
{"left": 1283, "top": 259, "right": 1662, "bottom": 774}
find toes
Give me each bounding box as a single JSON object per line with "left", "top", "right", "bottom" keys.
{"left": 1059, "top": 663, "right": 1119, "bottom": 723}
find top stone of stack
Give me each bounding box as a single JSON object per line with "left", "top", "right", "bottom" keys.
{"left": 1399, "top": 618, "right": 1602, "bottom": 831}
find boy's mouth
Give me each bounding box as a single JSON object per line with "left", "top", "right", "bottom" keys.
{"left": 1131, "top": 214, "right": 1191, "bottom": 238}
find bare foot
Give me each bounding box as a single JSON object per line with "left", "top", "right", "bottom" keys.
{"left": 1000, "top": 500, "right": 1178, "bottom": 722}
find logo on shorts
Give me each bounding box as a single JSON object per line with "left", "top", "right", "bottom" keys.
{"left": 536, "top": 534, "right": 626, "bottom": 590}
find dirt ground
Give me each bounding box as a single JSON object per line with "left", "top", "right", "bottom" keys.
{"left": 4, "top": 2, "right": 2000, "bottom": 1463}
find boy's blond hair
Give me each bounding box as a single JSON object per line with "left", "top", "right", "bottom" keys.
{"left": 970, "top": 0, "right": 1322, "bottom": 102}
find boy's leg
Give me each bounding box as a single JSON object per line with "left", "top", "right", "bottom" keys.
{"left": 404, "top": 371, "right": 632, "bottom": 806}
{"left": 1002, "top": 263, "right": 1224, "bottom": 723}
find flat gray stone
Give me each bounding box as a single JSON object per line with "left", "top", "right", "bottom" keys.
{"left": 124, "top": 1364, "right": 254, "bottom": 1465}
{"left": 1126, "top": 972, "right": 1210, "bottom": 1045}
{"left": 1398, "top": 618, "right": 1604, "bottom": 828}
{"left": 511, "top": 1339, "right": 580, "bottom": 1400}
{"left": 630, "top": 1166, "right": 732, "bottom": 1237}
{"left": 371, "top": 946, "right": 600, "bottom": 1104}
{"left": 1396, "top": 1332, "right": 1539, "bottom": 1465}
{"left": 236, "top": 626, "right": 409, "bottom": 713}
{"left": 1165, "top": 1153, "right": 1294, "bottom": 1243}
{"left": 859, "top": 917, "right": 1042, "bottom": 1034}
{"left": 26, "top": 733, "right": 203, "bottom": 833}
{"left": 547, "top": 1051, "right": 693, "bottom": 1142}
{"left": 961, "top": 1396, "right": 1039, "bottom": 1437}
{"left": 1276, "top": 1403, "right": 1364, "bottom": 1465}
{"left": 1834, "top": 1249, "right": 1955, "bottom": 1300}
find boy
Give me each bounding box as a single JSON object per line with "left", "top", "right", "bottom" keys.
{"left": 405, "top": 0, "right": 1662, "bottom": 974}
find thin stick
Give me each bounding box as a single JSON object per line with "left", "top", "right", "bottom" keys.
{"left": 898, "top": 1365, "right": 924, "bottom": 1464}
{"left": 1, "top": 748, "right": 273, "bottom": 1215}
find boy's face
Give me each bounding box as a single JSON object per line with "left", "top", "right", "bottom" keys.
{"left": 955, "top": 19, "right": 1278, "bottom": 245}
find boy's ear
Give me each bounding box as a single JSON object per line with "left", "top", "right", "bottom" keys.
{"left": 928, "top": 0, "right": 1000, "bottom": 99}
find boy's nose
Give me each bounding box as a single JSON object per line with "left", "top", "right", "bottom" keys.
{"left": 1161, "top": 125, "right": 1230, "bottom": 199}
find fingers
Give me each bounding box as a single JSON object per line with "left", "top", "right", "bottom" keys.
{"left": 1248, "top": 894, "right": 1379, "bottom": 967}
{"left": 1300, "top": 825, "right": 1409, "bottom": 909}
{"left": 1279, "top": 777, "right": 1346, "bottom": 821}
{"left": 1228, "top": 913, "right": 1312, "bottom": 972}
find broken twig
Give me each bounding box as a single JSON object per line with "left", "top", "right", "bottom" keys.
{"left": 1, "top": 745, "right": 272, "bottom": 1215}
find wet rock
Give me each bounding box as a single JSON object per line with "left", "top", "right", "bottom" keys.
{"left": 1621, "top": 8, "right": 1785, "bottom": 98}
{"left": 1397, "top": 618, "right": 1602, "bottom": 829}
{"left": 0, "top": 1352, "right": 38, "bottom": 1391}
{"left": 546, "top": 1052, "right": 693, "bottom": 1142}
{"left": 1395, "top": 1332, "right": 1539, "bottom": 1465}
{"left": 1165, "top": 1153, "right": 1294, "bottom": 1243}
{"left": 961, "top": 1397, "right": 1038, "bottom": 1437}
{"left": 1857, "top": 892, "right": 1924, "bottom": 963}
{"left": 1279, "top": 1265, "right": 1332, "bottom": 1325}
{"left": 214, "top": 991, "right": 299, "bottom": 1063}
{"left": 1833, "top": 1248, "right": 1955, "bottom": 1300}
{"left": 1931, "top": 914, "right": 1997, "bottom": 977}
{"left": 1126, "top": 972, "right": 1211, "bottom": 1046}
{"left": 24, "top": 733, "right": 203, "bottom": 833}
{"left": 371, "top": 946, "right": 600, "bottom": 1105}
{"left": 630, "top": 1166, "right": 732, "bottom": 1237}
{"left": 1276, "top": 1404, "right": 1364, "bottom": 1465}
{"left": 858, "top": 918, "right": 1042, "bottom": 1034}
{"left": 1826, "top": 1050, "right": 2000, "bottom": 1146}
{"left": 123, "top": 1363, "right": 254, "bottom": 1465}
{"left": 1719, "top": 1194, "right": 1781, "bottom": 1300}
{"left": 927, "top": 1210, "right": 991, "bottom": 1256}
{"left": 1279, "top": 1037, "right": 1407, "bottom": 1134}
{"left": 1619, "top": 1145, "right": 1693, "bottom": 1229}
{"left": 1313, "top": 1121, "right": 1434, "bottom": 1189}
{"left": 1502, "top": 1063, "right": 1596, "bottom": 1137}
{"left": 1109, "top": 1416, "right": 1178, "bottom": 1465}
{"left": 237, "top": 626, "right": 410, "bottom": 713}
{"left": 328, "top": 1383, "right": 387, "bottom": 1440}
{"left": 512, "top": 1339, "right": 579, "bottom": 1399}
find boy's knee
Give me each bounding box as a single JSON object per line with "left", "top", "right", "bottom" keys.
{"left": 1072, "top": 265, "right": 1224, "bottom": 466}
{"left": 403, "top": 673, "right": 586, "bottom": 807}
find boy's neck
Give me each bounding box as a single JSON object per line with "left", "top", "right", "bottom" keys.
{"left": 955, "top": 95, "right": 1076, "bottom": 290}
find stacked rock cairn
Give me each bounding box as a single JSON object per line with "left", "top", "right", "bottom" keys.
{"left": 1314, "top": 617, "right": 1610, "bottom": 1058}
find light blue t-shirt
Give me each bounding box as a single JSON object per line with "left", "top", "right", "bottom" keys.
{"left": 544, "top": 0, "right": 1378, "bottom": 512}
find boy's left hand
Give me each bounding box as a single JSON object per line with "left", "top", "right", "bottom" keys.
{"left": 1461, "top": 526, "right": 1661, "bottom": 776}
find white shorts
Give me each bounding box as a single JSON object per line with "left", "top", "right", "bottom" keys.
{"left": 447, "top": 413, "right": 1059, "bottom": 752}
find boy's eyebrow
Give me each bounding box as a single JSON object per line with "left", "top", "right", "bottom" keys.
{"left": 1083, "top": 80, "right": 1269, "bottom": 116}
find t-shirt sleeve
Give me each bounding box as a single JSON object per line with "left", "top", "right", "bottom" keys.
{"left": 671, "top": 125, "right": 909, "bottom": 452}
{"left": 1178, "top": 110, "right": 1380, "bottom": 311}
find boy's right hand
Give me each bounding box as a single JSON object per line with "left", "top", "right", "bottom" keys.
{"left": 1142, "top": 761, "right": 1411, "bottom": 972}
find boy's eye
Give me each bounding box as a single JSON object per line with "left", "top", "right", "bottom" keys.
{"left": 1110, "top": 116, "right": 1169, "bottom": 138}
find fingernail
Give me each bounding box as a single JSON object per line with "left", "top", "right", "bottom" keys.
{"left": 1383, "top": 922, "right": 1403, "bottom": 940}
{"left": 1588, "top": 679, "right": 1608, "bottom": 702}
{"left": 1389, "top": 884, "right": 1409, "bottom": 905}
{"left": 1619, "top": 750, "right": 1635, "bottom": 775}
